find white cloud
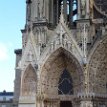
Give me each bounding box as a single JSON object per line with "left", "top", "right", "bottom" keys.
{"left": 0, "top": 43, "right": 8, "bottom": 61}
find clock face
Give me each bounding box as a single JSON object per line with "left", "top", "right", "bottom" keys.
{"left": 94, "top": 0, "right": 107, "bottom": 15}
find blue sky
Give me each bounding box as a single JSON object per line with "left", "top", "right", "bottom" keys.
{"left": 0, "top": 0, "right": 26, "bottom": 92}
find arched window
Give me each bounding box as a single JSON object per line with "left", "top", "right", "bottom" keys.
{"left": 58, "top": 69, "right": 73, "bottom": 95}
{"left": 60, "top": 0, "right": 77, "bottom": 22}
{"left": 73, "top": 0, "right": 77, "bottom": 11}
{"left": 61, "top": 1, "right": 70, "bottom": 14}
{"left": 49, "top": 0, "right": 77, "bottom": 27}
{"left": 73, "top": 0, "right": 77, "bottom": 21}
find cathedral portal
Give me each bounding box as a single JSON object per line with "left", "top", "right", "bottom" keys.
{"left": 38, "top": 48, "right": 83, "bottom": 107}
{"left": 14, "top": 0, "right": 107, "bottom": 107}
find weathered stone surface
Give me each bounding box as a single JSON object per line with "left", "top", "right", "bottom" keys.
{"left": 14, "top": 0, "right": 107, "bottom": 107}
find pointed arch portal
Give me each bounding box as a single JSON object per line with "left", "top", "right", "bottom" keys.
{"left": 22, "top": 64, "right": 37, "bottom": 96}
{"left": 40, "top": 48, "right": 83, "bottom": 101}
{"left": 88, "top": 37, "right": 107, "bottom": 95}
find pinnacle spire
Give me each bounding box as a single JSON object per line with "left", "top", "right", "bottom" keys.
{"left": 59, "top": 5, "right": 65, "bottom": 23}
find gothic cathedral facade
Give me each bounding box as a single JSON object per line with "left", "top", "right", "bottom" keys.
{"left": 14, "top": 0, "right": 107, "bottom": 107}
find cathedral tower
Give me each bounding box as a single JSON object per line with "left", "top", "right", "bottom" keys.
{"left": 14, "top": 0, "right": 107, "bottom": 107}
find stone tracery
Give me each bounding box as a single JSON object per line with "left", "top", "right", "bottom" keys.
{"left": 40, "top": 48, "right": 84, "bottom": 99}
{"left": 14, "top": 0, "right": 107, "bottom": 106}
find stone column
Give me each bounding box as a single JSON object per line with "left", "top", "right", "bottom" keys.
{"left": 82, "top": 24, "right": 87, "bottom": 63}
{"left": 37, "top": 28, "right": 41, "bottom": 58}
{"left": 33, "top": 0, "right": 38, "bottom": 20}
{"left": 63, "top": 0, "right": 67, "bottom": 21}
{"left": 80, "top": 0, "right": 86, "bottom": 18}
{"left": 69, "top": 0, "right": 73, "bottom": 24}
{"left": 77, "top": 0, "right": 81, "bottom": 19}
{"left": 26, "top": 0, "right": 32, "bottom": 24}
{"left": 41, "top": 100, "right": 44, "bottom": 107}
{"left": 43, "top": 0, "right": 45, "bottom": 18}
{"left": 50, "top": 0, "right": 54, "bottom": 24}
{"left": 36, "top": 100, "right": 40, "bottom": 107}
{"left": 56, "top": 0, "right": 59, "bottom": 24}
{"left": 46, "top": 0, "right": 49, "bottom": 21}
{"left": 86, "top": 0, "right": 89, "bottom": 19}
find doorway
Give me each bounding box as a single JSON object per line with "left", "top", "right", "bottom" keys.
{"left": 60, "top": 101, "right": 72, "bottom": 107}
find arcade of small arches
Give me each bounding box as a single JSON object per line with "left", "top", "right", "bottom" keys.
{"left": 49, "top": 0, "right": 77, "bottom": 26}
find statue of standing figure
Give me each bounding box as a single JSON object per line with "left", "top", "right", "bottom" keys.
{"left": 38, "top": 0, "right": 44, "bottom": 19}
{"left": 81, "top": 0, "right": 86, "bottom": 17}
{"left": 26, "top": 0, "right": 32, "bottom": 21}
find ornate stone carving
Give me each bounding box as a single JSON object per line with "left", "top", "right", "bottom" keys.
{"left": 80, "top": 0, "right": 86, "bottom": 17}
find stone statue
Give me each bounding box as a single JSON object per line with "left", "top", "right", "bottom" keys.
{"left": 26, "top": 0, "right": 31, "bottom": 21}
{"left": 38, "top": 0, "right": 44, "bottom": 18}
{"left": 89, "top": 0, "right": 93, "bottom": 18}
{"left": 81, "top": 0, "right": 86, "bottom": 17}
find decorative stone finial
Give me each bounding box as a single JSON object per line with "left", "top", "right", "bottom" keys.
{"left": 59, "top": 5, "right": 64, "bottom": 23}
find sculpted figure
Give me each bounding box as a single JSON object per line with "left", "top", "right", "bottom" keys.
{"left": 81, "top": 0, "right": 86, "bottom": 17}
{"left": 38, "top": 0, "right": 44, "bottom": 18}
{"left": 26, "top": 0, "right": 32, "bottom": 21}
